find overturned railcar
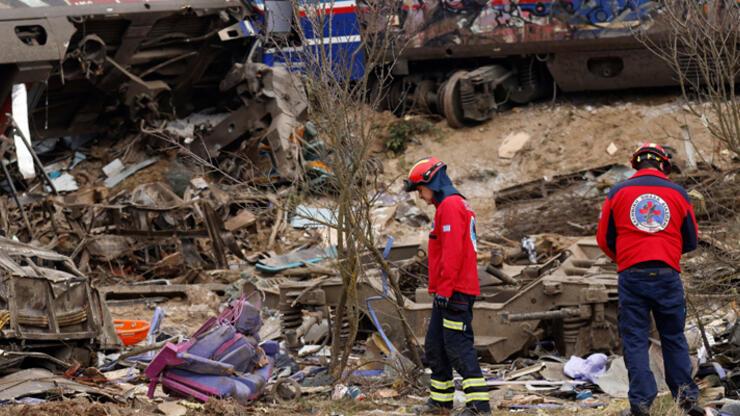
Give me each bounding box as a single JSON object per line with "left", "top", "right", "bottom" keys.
{"left": 254, "top": 0, "right": 685, "bottom": 127}
{"left": 389, "top": 0, "right": 682, "bottom": 127}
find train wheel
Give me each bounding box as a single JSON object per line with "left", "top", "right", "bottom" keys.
{"left": 442, "top": 70, "right": 469, "bottom": 129}
{"left": 386, "top": 79, "right": 407, "bottom": 115}
{"left": 436, "top": 80, "right": 448, "bottom": 117}
{"left": 413, "top": 80, "right": 437, "bottom": 114}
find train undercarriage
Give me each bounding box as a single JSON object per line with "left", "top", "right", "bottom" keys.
{"left": 384, "top": 42, "right": 680, "bottom": 127}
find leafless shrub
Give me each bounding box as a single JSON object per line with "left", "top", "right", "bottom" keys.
{"left": 635, "top": 0, "right": 740, "bottom": 157}
{"left": 265, "top": 0, "right": 422, "bottom": 378}
{"left": 680, "top": 167, "right": 739, "bottom": 295}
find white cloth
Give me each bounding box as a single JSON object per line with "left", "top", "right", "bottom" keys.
{"left": 564, "top": 353, "right": 608, "bottom": 383}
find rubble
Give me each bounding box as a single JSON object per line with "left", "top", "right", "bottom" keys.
{"left": 0, "top": 138, "right": 732, "bottom": 414}
{"left": 0, "top": 31, "right": 738, "bottom": 413}
{"left": 0, "top": 368, "right": 121, "bottom": 403}
{"left": 498, "top": 131, "right": 531, "bottom": 159}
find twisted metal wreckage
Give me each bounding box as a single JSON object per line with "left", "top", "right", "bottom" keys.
{"left": 0, "top": 0, "right": 719, "bottom": 141}
{"left": 0, "top": 0, "right": 636, "bottom": 399}
{"left": 0, "top": 237, "right": 119, "bottom": 372}
{"left": 270, "top": 237, "right": 621, "bottom": 364}
{"left": 0, "top": 0, "right": 308, "bottom": 182}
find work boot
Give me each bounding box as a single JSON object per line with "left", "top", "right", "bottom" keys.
{"left": 619, "top": 407, "right": 649, "bottom": 416}
{"left": 412, "top": 399, "right": 452, "bottom": 415}
{"left": 455, "top": 407, "right": 491, "bottom": 416}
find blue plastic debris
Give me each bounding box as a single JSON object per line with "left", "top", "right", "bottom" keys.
{"left": 576, "top": 390, "right": 593, "bottom": 400}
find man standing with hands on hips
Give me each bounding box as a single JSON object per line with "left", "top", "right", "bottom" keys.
{"left": 597, "top": 143, "right": 703, "bottom": 416}
{"left": 404, "top": 157, "right": 490, "bottom": 416}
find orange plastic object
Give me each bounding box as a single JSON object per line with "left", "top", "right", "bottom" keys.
{"left": 114, "top": 319, "right": 150, "bottom": 346}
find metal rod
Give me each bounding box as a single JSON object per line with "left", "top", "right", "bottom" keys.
{"left": 486, "top": 264, "right": 518, "bottom": 285}
{"left": 7, "top": 123, "right": 58, "bottom": 195}
{"left": 0, "top": 159, "right": 34, "bottom": 239}
{"left": 503, "top": 308, "right": 581, "bottom": 322}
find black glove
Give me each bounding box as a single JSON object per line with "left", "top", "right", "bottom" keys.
{"left": 433, "top": 294, "right": 449, "bottom": 309}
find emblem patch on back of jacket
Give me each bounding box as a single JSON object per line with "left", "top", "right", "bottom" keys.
{"left": 630, "top": 193, "right": 671, "bottom": 233}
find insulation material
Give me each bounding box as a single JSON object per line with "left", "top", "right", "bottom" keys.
{"left": 11, "top": 84, "right": 35, "bottom": 180}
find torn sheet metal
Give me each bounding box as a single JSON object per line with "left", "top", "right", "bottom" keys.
{"left": 86, "top": 235, "right": 134, "bottom": 261}
{"left": 291, "top": 205, "right": 337, "bottom": 229}
{"left": 189, "top": 63, "right": 307, "bottom": 180}
{"left": 256, "top": 246, "right": 337, "bottom": 273}
{"left": 224, "top": 209, "right": 257, "bottom": 231}
{"left": 50, "top": 172, "right": 79, "bottom": 192}
{"left": 130, "top": 182, "right": 184, "bottom": 209}
{"left": 104, "top": 157, "right": 159, "bottom": 188}
{"left": 102, "top": 159, "right": 125, "bottom": 178}
{"left": 0, "top": 368, "right": 119, "bottom": 402}
{"left": 164, "top": 113, "right": 230, "bottom": 141}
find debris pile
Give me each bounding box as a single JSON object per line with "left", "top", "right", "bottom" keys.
{"left": 0, "top": 117, "right": 338, "bottom": 286}
{"left": 0, "top": 83, "right": 738, "bottom": 415}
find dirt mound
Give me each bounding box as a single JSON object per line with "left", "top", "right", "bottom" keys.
{"left": 383, "top": 90, "right": 728, "bottom": 224}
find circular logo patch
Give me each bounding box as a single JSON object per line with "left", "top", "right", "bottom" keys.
{"left": 630, "top": 194, "right": 671, "bottom": 233}
{"left": 470, "top": 217, "right": 478, "bottom": 253}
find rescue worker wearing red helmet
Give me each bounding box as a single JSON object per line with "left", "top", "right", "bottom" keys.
{"left": 404, "top": 157, "right": 490, "bottom": 416}
{"left": 597, "top": 143, "right": 701, "bottom": 416}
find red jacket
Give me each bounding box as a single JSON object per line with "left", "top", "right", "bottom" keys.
{"left": 596, "top": 169, "right": 698, "bottom": 272}
{"left": 428, "top": 195, "right": 480, "bottom": 297}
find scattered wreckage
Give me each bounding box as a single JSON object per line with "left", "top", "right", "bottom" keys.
{"left": 273, "top": 237, "right": 620, "bottom": 363}
{"left": 0, "top": 1, "right": 736, "bottom": 414}
{"left": 0, "top": 151, "right": 734, "bottom": 411}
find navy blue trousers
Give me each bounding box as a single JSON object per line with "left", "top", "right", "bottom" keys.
{"left": 618, "top": 267, "right": 698, "bottom": 414}
{"left": 425, "top": 292, "right": 490, "bottom": 412}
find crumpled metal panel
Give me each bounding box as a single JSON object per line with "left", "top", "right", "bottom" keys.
{"left": 0, "top": 237, "right": 120, "bottom": 351}
{"left": 191, "top": 62, "right": 308, "bottom": 180}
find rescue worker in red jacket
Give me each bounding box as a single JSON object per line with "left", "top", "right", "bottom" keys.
{"left": 597, "top": 144, "right": 701, "bottom": 416}
{"left": 404, "top": 157, "right": 490, "bottom": 416}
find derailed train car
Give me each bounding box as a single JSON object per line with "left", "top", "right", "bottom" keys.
{"left": 0, "top": 0, "right": 688, "bottom": 140}
{"left": 0, "top": 0, "right": 307, "bottom": 179}
{"left": 388, "top": 0, "right": 686, "bottom": 127}
{"left": 253, "top": 0, "right": 691, "bottom": 128}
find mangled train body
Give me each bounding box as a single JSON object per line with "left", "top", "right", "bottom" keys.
{"left": 0, "top": 0, "right": 306, "bottom": 179}
{"left": 0, "top": 0, "right": 702, "bottom": 143}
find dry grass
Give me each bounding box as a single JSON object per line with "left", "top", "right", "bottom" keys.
{"left": 649, "top": 394, "right": 689, "bottom": 416}
{"left": 0, "top": 398, "right": 153, "bottom": 416}
{"left": 0, "top": 395, "right": 700, "bottom": 416}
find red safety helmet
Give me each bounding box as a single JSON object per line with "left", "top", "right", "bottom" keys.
{"left": 630, "top": 142, "right": 672, "bottom": 174}
{"left": 404, "top": 157, "right": 446, "bottom": 192}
